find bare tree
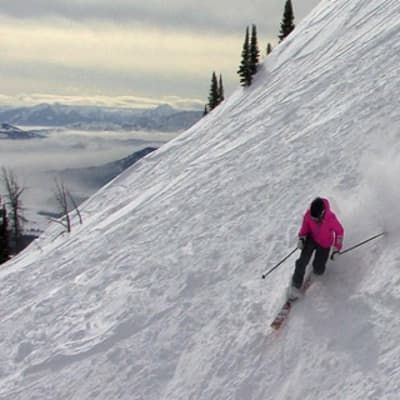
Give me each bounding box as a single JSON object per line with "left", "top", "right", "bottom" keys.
{"left": 52, "top": 178, "right": 82, "bottom": 233}
{"left": 53, "top": 179, "right": 71, "bottom": 232}
{"left": 67, "top": 191, "right": 83, "bottom": 225}
{"left": 1, "top": 167, "right": 26, "bottom": 252}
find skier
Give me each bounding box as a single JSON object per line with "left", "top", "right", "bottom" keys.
{"left": 288, "top": 197, "right": 344, "bottom": 300}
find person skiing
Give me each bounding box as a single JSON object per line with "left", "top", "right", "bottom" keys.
{"left": 288, "top": 197, "right": 344, "bottom": 300}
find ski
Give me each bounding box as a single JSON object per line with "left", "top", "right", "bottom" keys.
{"left": 270, "top": 300, "right": 292, "bottom": 330}
{"left": 270, "top": 274, "right": 314, "bottom": 330}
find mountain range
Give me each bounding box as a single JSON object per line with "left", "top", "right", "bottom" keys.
{"left": 56, "top": 146, "right": 158, "bottom": 190}
{"left": 0, "top": 103, "right": 202, "bottom": 132}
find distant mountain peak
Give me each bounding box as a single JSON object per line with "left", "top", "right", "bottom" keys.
{"left": 0, "top": 103, "right": 202, "bottom": 131}
{"left": 0, "top": 123, "right": 44, "bottom": 139}
{"left": 1, "top": 122, "right": 23, "bottom": 132}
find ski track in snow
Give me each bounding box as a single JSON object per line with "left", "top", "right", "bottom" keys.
{"left": 1, "top": 0, "right": 400, "bottom": 399}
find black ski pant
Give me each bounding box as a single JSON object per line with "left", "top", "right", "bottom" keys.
{"left": 291, "top": 236, "right": 330, "bottom": 289}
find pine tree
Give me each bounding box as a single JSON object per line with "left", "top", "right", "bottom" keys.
{"left": 218, "top": 74, "right": 224, "bottom": 104}
{"left": 203, "top": 105, "right": 208, "bottom": 116}
{"left": 237, "top": 26, "right": 252, "bottom": 87}
{"left": 1, "top": 168, "right": 25, "bottom": 253}
{"left": 0, "top": 205, "right": 11, "bottom": 264}
{"left": 249, "top": 24, "right": 260, "bottom": 76}
{"left": 266, "top": 43, "right": 273, "bottom": 55}
{"left": 208, "top": 72, "right": 219, "bottom": 110}
{"left": 278, "top": 0, "right": 295, "bottom": 42}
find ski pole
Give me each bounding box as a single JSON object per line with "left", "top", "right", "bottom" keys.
{"left": 339, "top": 232, "right": 385, "bottom": 256}
{"left": 261, "top": 248, "right": 297, "bottom": 279}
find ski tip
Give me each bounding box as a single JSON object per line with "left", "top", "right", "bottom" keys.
{"left": 269, "top": 301, "right": 291, "bottom": 330}
{"left": 270, "top": 322, "right": 281, "bottom": 330}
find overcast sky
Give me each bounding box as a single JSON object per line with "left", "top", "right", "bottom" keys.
{"left": 0, "top": 0, "right": 321, "bottom": 109}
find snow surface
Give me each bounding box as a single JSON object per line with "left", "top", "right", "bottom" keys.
{"left": 1, "top": 0, "right": 400, "bottom": 399}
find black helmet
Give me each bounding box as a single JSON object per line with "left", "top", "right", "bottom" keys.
{"left": 310, "top": 197, "right": 325, "bottom": 219}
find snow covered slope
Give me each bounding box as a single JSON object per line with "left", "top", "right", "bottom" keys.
{"left": 1, "top": 0, "right": 400, "bottom": 399}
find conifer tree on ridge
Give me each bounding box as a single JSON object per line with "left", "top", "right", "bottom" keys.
{"left": 208, "top": 71, "right": 220, "bottom": 111}
{"left": 218, "top": 74, "right": 224, "bottom": 104}
{"left": 238, "top": 25, "right": 260, "bottom": 87}
{"left": 237, "top": 26, "right": 252, "bottom": 87}
{"left": 279, "top": 0, "right": 295, "bottom": 42}
{"left": 250, "top": 24, "right": 260, "bottom": 76}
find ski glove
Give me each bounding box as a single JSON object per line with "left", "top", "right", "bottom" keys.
{"left": 297, "top": 236, "right": 306, "bottom": 250}
{"left": 334, "top": 236, "right": 343, "bottom": 252}
{"left": 330, "top": 249, "right": 340, "bottom": 261}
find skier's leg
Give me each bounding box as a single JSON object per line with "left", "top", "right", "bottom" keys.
{"left": 292, "top": 237, "right": 315, "bottom": 289}
{"left": 312, "top": 245, "right": 330, "bottom": 275}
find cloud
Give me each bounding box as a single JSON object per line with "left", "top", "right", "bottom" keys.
{"left": 0, "top": 0, "right": 320, "bottom": 34}
{"left": 0, "top": 1, "right": 321, "bottom": 107}
{"left": 0, "top": 1, "right": 259, "bottom": 32}
{"left": 0, "top": 17, "right": 242, "bottom": 105}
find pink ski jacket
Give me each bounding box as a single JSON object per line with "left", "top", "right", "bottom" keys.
{"left": 298, "top": 198, "right": 344, "bottom": 250}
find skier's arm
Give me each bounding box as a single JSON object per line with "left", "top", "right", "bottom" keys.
{"left": 298, "top": 212, "right": 310, "bottom": 238}
{"left": 332, "top": 214, "right": 344, "bottom": 251}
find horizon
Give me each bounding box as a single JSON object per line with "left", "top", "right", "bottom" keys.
{"left": 0, "top": 99, "right": 203, "bottom": 112}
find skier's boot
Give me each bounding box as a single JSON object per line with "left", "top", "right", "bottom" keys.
{"left": 287, "top": 285, "right": 302, "bottom": 301}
